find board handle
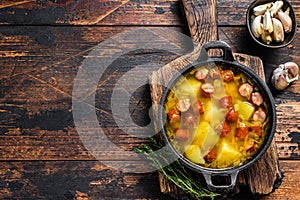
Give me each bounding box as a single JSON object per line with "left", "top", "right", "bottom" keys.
{"left": 182, "top": 0, "right": 218, "bottom": 46}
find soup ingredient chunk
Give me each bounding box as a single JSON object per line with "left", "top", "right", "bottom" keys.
{"left": 219, "top": 96, "right": 233, "bottom": 108}
{"left": 225, "top": 107, "right": 238, "bottom": 123}
{"left": 185, "top": 145, "right": 205, "bottom": 164}
{"left": 244, "top": 139, "right": 255, "bottom": 154}
{"left": 251, "top": 92, "right": 263, "bottom": 106}
{"left": 210, "top": 68, "right": 221, "bottom": 79}
{"left": 253, "top": 108, "right": 266, "bottom": 123}
{"left": 193, "top": 121, "right": 214, "bottom": 146}
{"left": 192, "top": 101, "right": 205, "bottom": 114}
{"left": 204, "top": 149, "right": 217, "bottom": 163}
{"left": 195, "top": 68, "right": 209, "bottom": 81}
{"left": 184, "top": 113, "right": 198, "bottom": 127}
{"left": 236, "top": 123, "right": 249, "bottom": 140}
{"left": 237, "top": 101, "right": 255, "bottom": 121}
{"left": 217, "top": 122, "right": 231, "bottom": 138}
{"left": 201, "top": 83, "right": 214, "bottom": 97}
{"left": 221, "top": 69, "right": 234, "bottom": 82}
{"left": 193, "top": 121, "right": 219, "bottom": 154}
{"left": 250, "top": 125, "right": 262, "bottom": 136}
{"left": 239, "top": 83, "right": 253, "bottom": 98}
{"left": 177, "top": 98, "right": 191, "bottom": 112}
{"left": 214, "top": 140, "right": 243, "bottom": 168}
{"left": 175, "top": 129, "right": 189, "bottom": 140}
{"left": 168, "top": 109, "right": 180, "bottom": 124}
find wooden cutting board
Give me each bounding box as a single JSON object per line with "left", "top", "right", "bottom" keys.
{"left": 149, "top": 0, "right": 281, "bottom": 197}
{"left": 149, "top": 53, "right": 282, "bottom": 197}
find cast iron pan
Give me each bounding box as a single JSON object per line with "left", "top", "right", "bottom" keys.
{"left": 159, "top": 40, "right": 277, "bottom": 191}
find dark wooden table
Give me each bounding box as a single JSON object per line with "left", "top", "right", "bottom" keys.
{"left": 0, "top": 0, "right": 299, "bottom": 199}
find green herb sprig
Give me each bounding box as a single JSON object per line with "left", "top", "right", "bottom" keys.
{"left": 134, "top": 137, "right": 219, "bottom": 199}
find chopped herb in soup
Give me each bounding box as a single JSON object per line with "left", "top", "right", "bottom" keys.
{"left": 164, "top": 65, "right": 269, "bottom": 169}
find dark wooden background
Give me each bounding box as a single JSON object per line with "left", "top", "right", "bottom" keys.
{"left": 0, "top": 0, "right": 299, "bottom": 199}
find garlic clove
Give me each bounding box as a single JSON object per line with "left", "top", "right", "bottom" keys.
{"left": 286, "top": 73, "right": 299, "bottom": 83}
{"left": 271, "top": 18, "right": 284, "bottom": 42}
{"left": 273, "top": 67, "right": 283, "bottom": 76}
{"left": 284, "top": 62, "right": 299, "bottom": 78}
{"left": 263, "top": 9, "right": 273, "bottom": 33}
{"left": 269, "top": 0, "right": 284, "bottom": 17}
{"left": 261, "top": 31, "right": 272, "bottom": 44}
{"left": 253, "top": 2, "right": 273, "bottom": 16}
{"left": 251, "top": 14, "right": 256, "bottom": 24}
{"left": 284, "top": 7, "right": 290, "bottom": 15}
{"left": 251, "top": 16, "right": 263, "bottom": 38}
{"left": 278, "top": 11, "right": 293, "bottom": 33}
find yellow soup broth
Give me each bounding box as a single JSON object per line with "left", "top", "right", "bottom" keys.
{"left": 164, "top": 65, "right": 269, "bottom": 169}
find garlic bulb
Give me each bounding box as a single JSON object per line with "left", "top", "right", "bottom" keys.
{"left": 272, "top": 62, "right": 299, "bottom": 90}
{"left": 272, "top": 70, "right": 289, "bottom": 90}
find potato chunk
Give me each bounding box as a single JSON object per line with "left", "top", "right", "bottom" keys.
{"left": 193, "top": 121, "right": 212, "bottom": 146}
{"left": 185, "top": 145, "right": 205, "bottom": 164}
{"left": 213, "top": 140, "right": 243, "bottom": 168}
{"left": 187, "top": 76, "right": 202, "bottom": 96}
{"left": 237, "top": 101, "right": 255, "bottom": 121}
{"left": 193, "top": 121, "right": 219, "bottom": 154}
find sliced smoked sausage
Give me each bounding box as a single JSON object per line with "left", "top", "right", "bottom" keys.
{"left": 219, "top": 96, "right": 233, "bottom": 108}
{"left": 251, "top": 92, "right": 263, "bottom": 106}
{"left": 238, "top": 83, "right": 253, "bottom": 98}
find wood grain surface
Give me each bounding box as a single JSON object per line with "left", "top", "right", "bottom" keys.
{"left": 0, "top": 0, "right": 299, "bottom": 199}
{"left": 0, "top": 0, "right": 299, "bottom": 26}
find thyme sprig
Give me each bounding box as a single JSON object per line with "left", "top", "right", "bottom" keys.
{"left": 134, "top": 137, "right": 219, "bottom": 199}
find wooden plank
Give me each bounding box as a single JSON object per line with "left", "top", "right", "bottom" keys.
{"left": 0, "top": 26, "right": 186, "bottom": 81}
{"left": 1, "top": 26, "right": 298, "bottom": 82}
{"left": 0, "top": 160, "right": 298, "bottom": 199}
{"left": 0, "top": 123, "right": 298, "bottom": 160}
{"left": 262, "top": 160, "right": 300, "bottom": 200}
{"left": 0, "top": 0, "right": 299, "bottom": 26}
{"left": 0, "top": 161, "right": 163, "bottom": 199}
{"left": 0, "top": 0, "right": 185, "bottom": 25}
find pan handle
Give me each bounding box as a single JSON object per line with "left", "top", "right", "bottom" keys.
{"left": 202, "top": 171, "right": 239, "bottom": 191}
{"left": 198, "top": 40, "right": 235, "bottom": 62}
